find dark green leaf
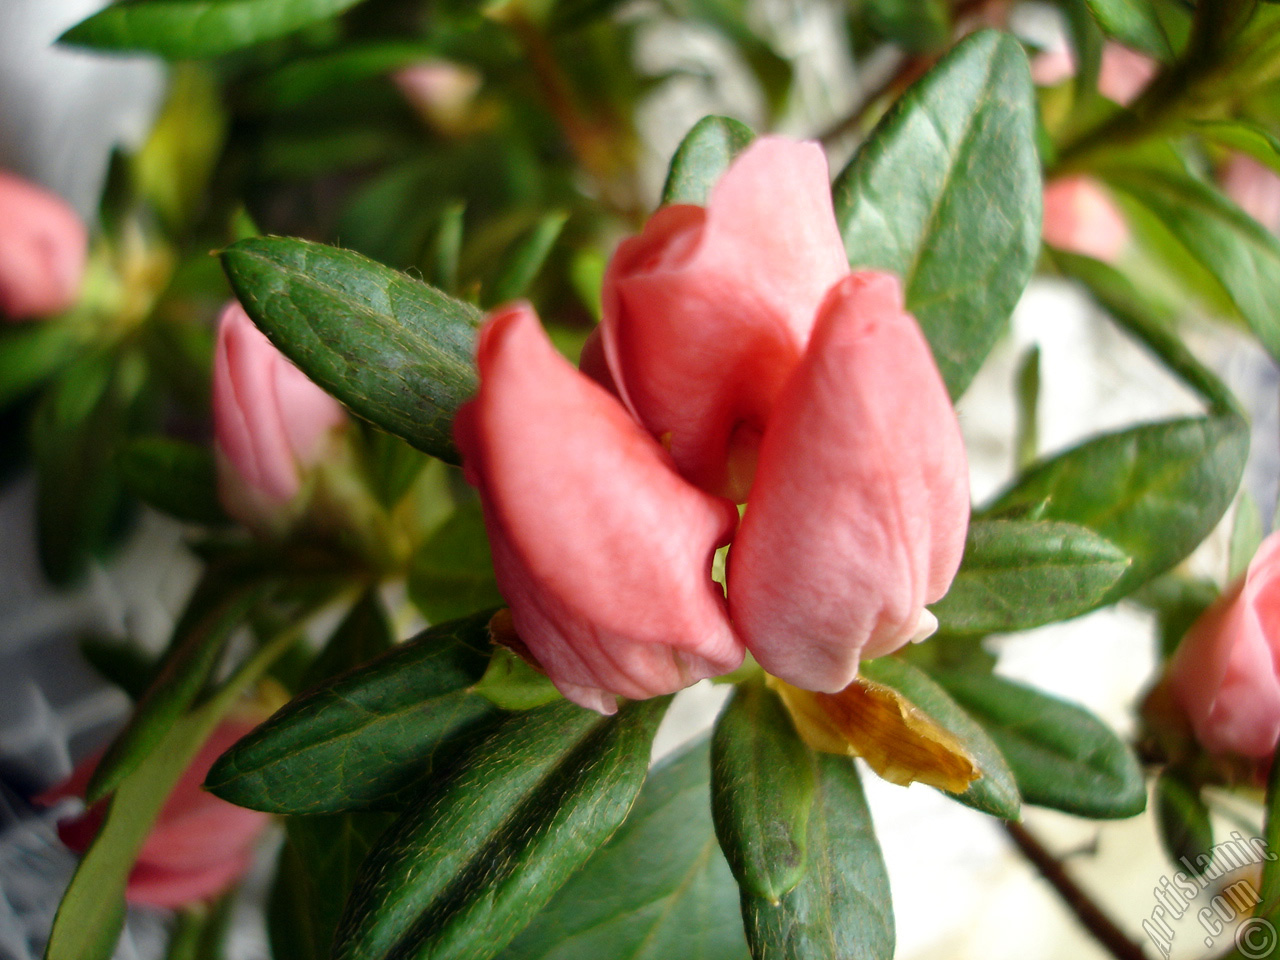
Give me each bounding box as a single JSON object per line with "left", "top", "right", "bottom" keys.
{"left": 301, "top": 588, "right": 395, "bottom": 689}
{"left": 661, "top": 116, "right": 755, "bottom": 206}
{"left": 118, "top": 437, "right": 227, "bottom": 527}
{"left": 471, "top": 647, "right": 562, "bottom": 711}
{"left": 1015, "top": 344, "right": 1040, "bottom": 469}
{"left": 1083, "top": 0, "right": 1181, "bottom": 58}
{"left": 487, "top": 212, "right": 568, "bottom": 307}
{"left": 930, "top": 519, "right": 1131, "bottom": 634}
{"left": 268, "top": 812, "right": 397, "bottom": 960}
{"left": 985, "top": 415, "right": 1249, "bottom": 602}
{"left": 246, "top": 42, "right": 440, "bottom": 111}
{"left": 863, "top": 0, "right": 950, "bottom": 51}
{"left": 1260, "top": 743, "right": 1280, "bottom": 915}
{"left": 499, "top": 738, "right": 748, "bottom": 960}
{"left": 933, "top": 672, "right": 1146, "bottom": 818}
{"left": 1155, "top": 769, "right": 1214, "bottom": 874}
{"left": 221, "top": 237, "right": 481, "bottom": 464}
{"left": 408, "top": 500, "right": 505, "bottom": 624}
{"left": 741, "top": 755, "right": 893, "bottom": 960}
{"left": 859, "top": 658, "right": 1021, "bottom": 820}
{"left": 1102, "top": 167, "right": 1280, "bottom": 367}
{"left": 205, "top": 611, "right": 499, "bottom": 813}
{"left": 59, "top": 0, "right": 372, "bottom": 59}
{"left": 87, "top": 574, "right": 273, "bottom": 802}
{"left": 711, "top": 680, "right": 815, "bottom": 903}
{"left": 78, "top": 636, "right": 157, "bottom": 702}
{"left": 833, "top": 30, "right": 1041, "bottom": 399}
{"left": 332, "top": 697, "right": 670, "bottom": 960}
{"left": 0, "top": 322, "right": 76, "bottom": 410}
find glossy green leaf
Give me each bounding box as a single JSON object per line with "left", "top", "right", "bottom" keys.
{"left": 986, "top": 415, "right": 1249, "bottom": 602}
{"left": 740, "top": 755, "right": 893, "bottom": 960}
{"left": 332, "top": 697, "right": 670, "bottom": 960}
{"left": 661, "top": 116, "right": 755, "bottom": 206}
{"left": 833, "top": 30, "right": 1040, "bottom": 399}
{"left": 86, "top": 573, "right": 273, "bottom": 802}
{"left": 859, "top": 658, "right": 1021, "bottom": 820}
{"left": 934, "top": 672, "right": 1146, "bottom": 818}
{"left": 471, "top": 646, "right": 562, "bottom": 711}
{"left": 221, "top": 237, "right": 482, "bottom": 464}
{"left": 498, "top": 738, "right": 748, "bottom": 960}
{"left": 59, "top": 0, "right": 371, "bottom": 59}
{"left": 1155, "top": 770, "right": 1214, "bottom": 875}
{"left": 1103, "top": 167, "right": 1280, "bottom": 367}
{"left": 487, "top": 211, "right": 569, "bottom": 306}
{"left": 711, "top": 680, "right": 815, "bottom": 903}
{"left": 408, "top": 500, "right": 505, "bottom": 624}
{"left": 930, "top": 519, "right": 1130, "bottom": 634}
{"left": 118, "top": 437, "right": 227, "bottom": 527}
{"left": 1084, "top": 0, "right": 1178, "bottom": 57}
{"left": 268, "top": 812, "right": 397, "bottom": 960}
{"left": 205, "top": 611, "right": 499, "bottom": 813}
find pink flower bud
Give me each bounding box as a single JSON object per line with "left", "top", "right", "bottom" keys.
{"left": 600, "top": 137, "right": 850, "bottom": 501}
{"left": 1167, "top": 532, "right": 1280, "bottom": 759}
{"left": 1221, "top": 154, "right": 1280, "bottom": 234}
{"left": 454, "top": 302, "right": 744, "bottom": 714}
{"left": 393, "top": 60, "right": 483, "bottom": 133}
{"left": 1098, "top": 43, "right": 1157, "bottom": 107}
{"left": 0, "top": 171, "right": 87, "bottom": 322}
{"left": 40, "top": 721, "right": 271, "bottom": 909}
{"left": 728, "top": 272, "right": 969, "bottom": 692}
{"left": 1041, "top": 175, "right": 1129, "bottom": 263}
{"left": 212, "top": 301, "right": 347, "bottom": 530}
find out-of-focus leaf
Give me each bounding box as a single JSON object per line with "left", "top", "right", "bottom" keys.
{"left": 863, "top": 0, "right": 950, "bottom": 51}
{"left": 1230, "top": 494, "right": 1264, "bottom": 581}
{"left": 118, "top": 437, "right": 227, "bottom": 527}
{"left": 408, "top": 500, "right": 505, "bottom": 624}
{"left": 661, "top": 116, "right": 755, "bottom": 206}
{"left": 834, "top": 30, "right": 1041, "bottom": 399}
{"left": 59, "top": 0, "right": 372, "bottom": 59}
{"left": 221, "top": 237, "right": 481, "bottom": 464}
{"left": 1155, "top": 769, "right": 1214, "bottom": 874}
{"left": 486, "top": 211, "right": 568, "bottom": 306}
{"left": 0, "top": 322, "right": 76, "bottom": 410}
{"left": 332, "top": 698, "right": 669, "bottom": 960}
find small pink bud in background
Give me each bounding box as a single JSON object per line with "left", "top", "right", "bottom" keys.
{"left": 1166, "top": 532, "right": 1280, "bottom": 760}
{"left": 600, "top": 137, "right": 850, "bottom": 501}
{"left": 393, "top": 60, "right": 483, "bottom": 134}
{"left": 1030, "top": 45, "right": 1076, "bottom": 88}
{"left": 1221, "top": 154, "right": 1280, "bottom": 234}
{"left": 212, "top": 301, "right": 347, "bottom": 532}
{"left": 1041, "top": 175, "right": 1130, "bottom": 263}
{"left": 0, "top": 171, "right": 87, "bottom": 322}
{"left": 454, "top": 302, "right": 744, "bottom": 714}
{"left": 727, "top": 272, "right": 969, "bottom": 693}
{"left": 1098, "top": 43, "right": 1157, "bottom": 106}
{"left": 40, "top": 721, "right": 271, "bottom": 909}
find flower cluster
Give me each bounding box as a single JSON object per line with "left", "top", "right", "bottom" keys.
{"left": 455, "top": 137, "right": 970, "bottom": 713}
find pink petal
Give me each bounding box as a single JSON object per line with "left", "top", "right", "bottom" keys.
{"left": 1042, "top": 176, "right": 1129, "bottom": 263}
{"left": 0, "top": 171, "right": 87, "bottom": 322}
{"left": 601, "top": 137, "right": 850, "bottom": 500}
{"left": 1221, "top": 154, "right": 1280, "bottom": 234}
{"left": 125, "top": 851, "right": 256, "bottom": 909}
{"left": 1098, "top": 43, "right": 1157, "bottom": 107}
{"left": 455, "top": 303, "right": 745, "bottom": 711}
{"left": 728, "top": 272, "right": 969, "bottom": 692}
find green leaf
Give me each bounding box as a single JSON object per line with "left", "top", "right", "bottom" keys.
{"left": 471, "top": 646, "right": 562, "bottom": 711}
{"left": 1102, "top": 167, "right": 1280, "bottom": 367}
{"left": 1185, "top": 119, "right": 1280, "bottom": 176}
{"left": 1131, "top": 573, "right": 1219, "bottom": 660}
{"left": 930, "top": 519, "right": 1131, "bottom": 634}
{"left": 933, "top": 672, "right": 1146, "bottom": 819}
{"left": 221, "top": 237, "right": 482, "bottom": 464}
{"left": 863, "top": 0, "right": 951, "bottom": 52}
{"left": 205, "top": 611, "right": 499, "bottom": 814}
{"left": 301, "top": 587, "right": 395, "bottom": 689}
{"left": 661, "top": 116, "right": 755, "bottom": 206}
{"left": 1155, "top": 769, "right": 1214, "bottom": 874}
{"left": 487, "top": 211, "right": 569, "bottom": 307}
{"left": 985, "top": 415, "right": 1249, "bottom": 602}
{"left": 1084, "top": 0, "right": 1179, "bottom": 58}
{"left": 86, "top": 573, "right": 274, "bottom": 802}
{"left": 268, "top": 812, "right": 397, "bottom": 960}
{"left": 1015, "top": 344, "right": 1040, "bottom": 469}
{"left": 1260, "top": 743, "right": 1280, "bottom": 915}
{"left": 59, "top": 0, "right": 372, "bottom": 59}
{"left": 711, "top": 680, "right": 815, "bottom": 903}
{"left": 408, "top": 500, "right": 505, "bottom": 624}
{"left": 0, "top": 322, "right": 76, "bottom": 410}
{"left": 118, "top": 437, "right": 228, "bottom": 527}
{"left": 498, "top": 738, "right": 748, "bottom": 960}
{"left": 833, "top": 30, "right": 1041, "bottom": 399}
{"left": 332, "top": 697, "right": 670, "bottom": 960}
{"left": 78, "top": 636, "right": 157, "bottom": 702}
{"left": 246, "top": 41, "right": 441, "bottom": 111}
{"left": 859, "top": 658, "right": 1021, "bottom": 820}
{"left": 740, "top": 755, "right": 894, "bottom": 960}
{"left": 1230, "top": 494, "right": 1265, "bottom": 581}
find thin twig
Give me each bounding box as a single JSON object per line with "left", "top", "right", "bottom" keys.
{"left": 1003, "top": 820, "right": 1151, "bottom": 960}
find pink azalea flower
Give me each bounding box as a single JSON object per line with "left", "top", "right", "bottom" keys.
{"left": 456, "top": 137, "right": 970, "bottom": 710}
{"left": 41, "top": 721, "right": 271, "bottom": 909}
{"left": 1221, "top": 153, "right": 1280, "bottom": 234}
{"left": 212, "top": 300, "right": 347, "bottom": 532}
{"left": 1041, "top": 175, "right": 1130, "bottom": 263}
{"left": 1167, "top": 532, "right": 1280, "bottom": 759}
{"left": 0, "top": 171, "right": 87, "bottom": 322}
